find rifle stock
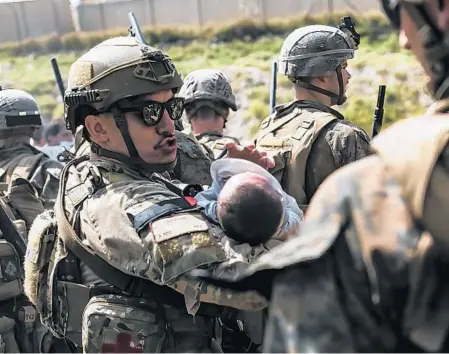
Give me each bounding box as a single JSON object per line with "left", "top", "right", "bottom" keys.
{"left": 372, "top": 85, "right": 386, "bottom": 138}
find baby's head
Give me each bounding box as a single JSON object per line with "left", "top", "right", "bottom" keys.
{"left": 217, "top": 172, "right": 284, "bottom": 245}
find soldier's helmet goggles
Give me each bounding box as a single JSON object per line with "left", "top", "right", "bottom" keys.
{"left": 115, "top": 95, "right": 185, "bottom": 127}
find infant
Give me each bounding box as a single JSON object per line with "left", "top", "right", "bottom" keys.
{"left": 195, "top": 158, "right": 303, "bottom": 246}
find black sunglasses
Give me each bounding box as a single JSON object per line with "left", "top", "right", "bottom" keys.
{"left": 117, "top": 96, "right": 185, "bottom": 127}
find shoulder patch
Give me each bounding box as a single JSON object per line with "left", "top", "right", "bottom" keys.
{"left": 151, "top": 213, "right": 209, "bottom": 243}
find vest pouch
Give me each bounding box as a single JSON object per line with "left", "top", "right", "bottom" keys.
{"left": 82, "top": 294, "right": 167, "bottom": 353}
{"left": 0, "top": 240, "right": 22, "bottom": 301}
{"left": 258, "top": 144, "right": 292, "bottom": 186}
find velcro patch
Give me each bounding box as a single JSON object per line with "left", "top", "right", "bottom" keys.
{"left": 151, "top": 213, "right": 209, "bottom": 243}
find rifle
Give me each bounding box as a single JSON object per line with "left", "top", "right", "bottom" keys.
{"left": 269, "top": 60, "right": 278, "bottom": 114}
{"left": 50, "top": 57, "right": 65, "bottom": 98}
{"left": 127, "top": 11, "right": 184, "bottom": 132}
{"left": 128, "top": 11, "right": 146, "bottom": 45}
{"left": 372, "top": 85, "right": 386, "bottom": 138}
{"left": 0, "top": 191, "right": 26, "bottom": 259}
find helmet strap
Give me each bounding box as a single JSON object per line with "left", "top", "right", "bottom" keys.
{"left": 295, "top": 66, "right": 343, "bottom": 106}
{"left": 110, "top": 107, "right": 140, "bottom": 158}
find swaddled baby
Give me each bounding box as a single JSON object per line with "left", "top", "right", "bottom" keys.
{"left": 195, "top": 158, "right": 303, "bottom": 251}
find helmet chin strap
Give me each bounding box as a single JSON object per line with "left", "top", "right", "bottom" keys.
{"left": 403, "top": 2, "right": 449, "bottom": 100}
{"left": 295, "top": 65, "right": 345, "bottom": 106}
{"left": 91, "top": 107, "right": 177, "bottom": 173}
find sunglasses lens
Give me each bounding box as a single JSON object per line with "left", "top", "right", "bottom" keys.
{"left": 167, "top": 98, "right": 185, "bottom": 120}
{"left": 143, "top": 104, "right": 163, "bottom": 126}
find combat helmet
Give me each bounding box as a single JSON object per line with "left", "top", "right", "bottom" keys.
{"left": 179, "top": 69, "right": 237, "bottom": 127}
{"left": 278, "top": 23, "right": 358, "bottom": 105}
{"left": 381, "top": 0, "right": 449, "bottom": 100}
{"left": 0, "top": 88, "right": 42, "bottom": 139}
{"left": 64, "top": 36, "right": 183, "bottom": 170}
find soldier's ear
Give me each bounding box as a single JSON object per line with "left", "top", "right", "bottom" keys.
{"left": 84, "top": 114, "right": 110, "bottom": 144}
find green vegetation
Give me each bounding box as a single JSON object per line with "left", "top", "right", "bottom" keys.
{"left": 0, "top": 12, "right": 432, "bottom": 139}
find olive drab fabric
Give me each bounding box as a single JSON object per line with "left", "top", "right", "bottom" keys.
{"left": 254, "top": 100, "right": 372, "bottom": 210}
{"left": 0, "top": 144, "right": 62, "bottom": 209}
{"left": 196, "top": 132, "right": 240, "bottom": 160}
{"left": 169, "top": 130, "right": 213, "bottom": 186}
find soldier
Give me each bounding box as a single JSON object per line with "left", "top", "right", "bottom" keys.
{"left": 0, "top": 88, "right": 62, "bottom": 208}
{"left": 24, "top": 36, "right": 273, "bottom": 353}
{"left": 180, "top": 69, "right": 240, "bottom": 159}
{"left": 193, "top": 0, "right": 449, "bottom": 352}
{"left": 71, "top": 101, "right": 213, "bottom": 186}
{"left": 254, "top": 24, "right": 373, "bottom": 210}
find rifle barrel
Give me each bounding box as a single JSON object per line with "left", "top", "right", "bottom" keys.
{"left": 51, "top": 57, "right": 65, "bottom": 98}
{"left": 372, "top": 85, "right": 386, "bottom": 138}
{"left": 128, "top": 11, "right": 147, "bottom": 45}
{"left": 269, "top": 60, "right": 278, "bottom": 114}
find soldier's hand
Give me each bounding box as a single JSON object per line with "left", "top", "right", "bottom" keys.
{"left": 225, "top": 142, "right": 275, "bottom": 170}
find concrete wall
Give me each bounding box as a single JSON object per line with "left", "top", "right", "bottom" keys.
{"left": 0, "top": 0, "right": 381, "bottom": 44}
{"left": 0, "top": 0, "right": 74, "bottom": 43}
{"left": 72, "top": 0, "right": 382, "bottom": 32}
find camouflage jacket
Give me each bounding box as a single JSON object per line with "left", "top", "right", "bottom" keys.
{"left": 201, "top": 115, "right": 449, "bottom": 352}
{"left": 169, "top": 131, "right": 213, "bottom": 186}
{"left": 0, "top": 143, "right": 62, "bottom": 208}
{"left": 55, "top": 154, "right": 266, "bottom": 352}
{"left": 254, "top": 100, "right": 373, "bottom": 208}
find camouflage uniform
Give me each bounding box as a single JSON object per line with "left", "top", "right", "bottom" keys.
{"left": 24, "top": 37, "right": 266, "bottom": 353}
{"left": 169, "top": 130, "right": 213, "bottom": 186}
{"left": 194, "top": 1, "right": 449, "bottom": 350}
{"left": 0, "top": 89, "right": 62, "bottom": 209}
{"left": 209, "top": 113, "right": 449, "bottom": 352}
{"left": 0, "top": 89, "right": 63, "bottom": 353}
{"left": 254, "top": 25, "right": 373, "bottom": 210}
{"left": 180, "top": 69, "right": 240, "bottom": 160}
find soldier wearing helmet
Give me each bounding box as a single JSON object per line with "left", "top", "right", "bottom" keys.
{"left": 193, "top": 2, "right": 449, "bottom": 352}
{"left": 0, "top": 88, "right": 62, "bottom": 208}
{"left": 24, "top": 36, "right": 273, "bottom": 353}
{"left": 254, "top": 24, "right": 373, "bottom": 210}
{"left": 180, "top": 69, "right": 241, "bottom": 159}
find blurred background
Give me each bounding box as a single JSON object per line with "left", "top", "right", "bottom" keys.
{"left": 0, "top": 0, "right": 431, "bottom": 147}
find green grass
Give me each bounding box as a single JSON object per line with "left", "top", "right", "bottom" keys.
{"left": 0, "top": 15, "right": 431, "bottom": 138}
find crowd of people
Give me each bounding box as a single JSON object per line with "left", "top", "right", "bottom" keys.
{"left": 0, "top": 0, "right": 447, "bottom": 352}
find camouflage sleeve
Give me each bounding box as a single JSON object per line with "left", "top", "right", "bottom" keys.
{"left": 324, "top": 121, "right": 374, "bottom": 168}
{"left": 81, "top": 181, "right": 267, "bottom": 314}
{"left": 265, "top": 156, "right": 418, "bottom": 352}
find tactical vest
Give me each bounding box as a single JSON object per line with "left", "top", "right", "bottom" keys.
{"left": 0, "top": 177, "right": 49, "bottom": 353}
{"left": 196, "top": 132, "right": 240, "bottom": 160}
{"left": 254, "top": 101, "right": 339, "bottom": 210}
{"left": 25, "top": 156, "right": 258, "bottom": 353}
